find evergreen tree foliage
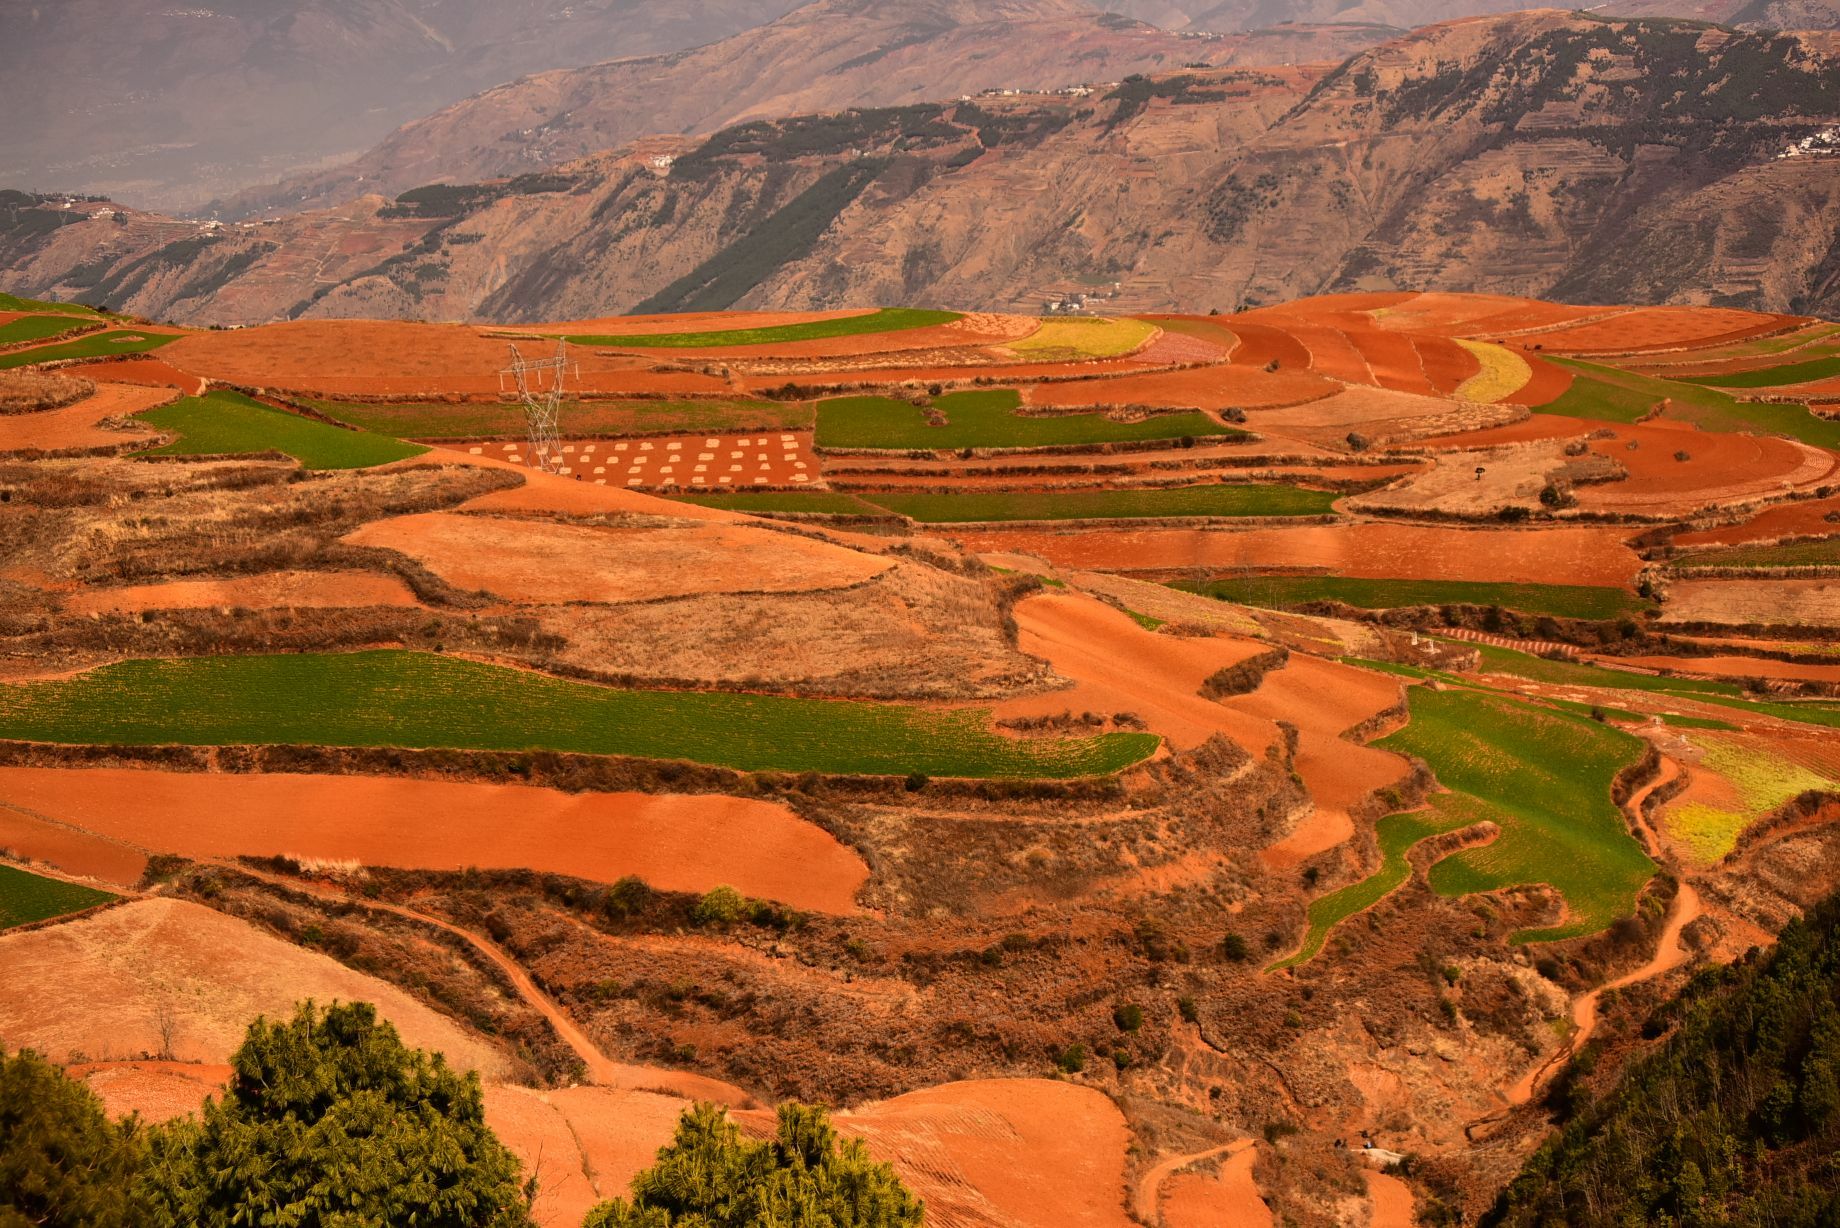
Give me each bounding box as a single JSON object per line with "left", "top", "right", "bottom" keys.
{"left": 1486, "top": 889, "right": 1840, "bottom": 1227}
{"left": 582, "top": 1101, "right": 923, "bottom": 1228}
{"left": 0, "top": 1049, "right": 148, "bottom": 1227}
{"left": 138, "top": 1000, "right": 535, "bottom": 1228}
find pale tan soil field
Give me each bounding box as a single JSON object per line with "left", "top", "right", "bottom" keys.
{"left": 0, "top": 382, "right": 168, "bottom": 452}
{"left": 0, "top": 898, "right": 512, "bottom": 1074}
{"left": 63, "top": 569, "right": 421, "bottom": 615}
{"left": 1247, "top": 386, "right": 1526, "bottom": 448}
{"left": 0, "top": 767, "right": 868, "bottom": 913}
{"left": 1660, "top": 579, "right": 1840, "bottom": 628}
{"left": 464, "top": 431, "right": 819, "bottom": 490}
{"left": 948, "top": 524, "right": 1644, "bottom": 587}
{"left": 344, "top": 510, "right": 892, "bottom": 605}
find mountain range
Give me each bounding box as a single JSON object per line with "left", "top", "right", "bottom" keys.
{"left": 8, "top": 8, "right": 1840, "bottom": 322}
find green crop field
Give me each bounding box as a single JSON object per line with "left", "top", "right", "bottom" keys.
{"left": 1469, "top": 643, "right": 1742, "bottom": 698}
{"left": 1268, "top": 800, "right": 1485, "bottom": 970}
{"left": 1685, "top": 352, "right": 1840, "bottom": 389}
{"left": 0, "top": 292, "right": 99, "bottom": 317}
{"left": 561, "top": 308, "right": 960, "bottom": 349}
{"left": 1672, "top": 324, "right": 1840, "bottom": 362}
{"left": 136, "top": 392, "right": 427, "bottom": 470}
{"left": 0, "top": 329, "right": 180, "bottom": 370}
{"left": 0, "top": 651, "right": 1158, "bottom": 779}
{"left": 0, "top": 864, "right": 115, "bottom": 931}
{"left": 1550, "top": 358, "right": 1840, "bottom": 450}
{"left": 0, "top": 316, "right": 92, "bottom": 347}
{"left": 1675, "top": 538, "right": 1840, "bottom": 570}
{"left": 813, "top": 389, "right": 1239, "bottom": 451}
{"left": 302, "top": 397, "right": 813, "bottom": 439}
{"left": 1374, "top": 687, "right": 1654, "bottom": 943}
{"left": 870, "top": 482, "right": 1336, "bottom": 523}
{"left": 1173, "top": 576, "right": 1651, "bottom": 621}
{"left": 1664, "top": 735, "right": 1836, "bottom": 863}
{"left": 669, "top": 491, "right": 887, "bottom": 516}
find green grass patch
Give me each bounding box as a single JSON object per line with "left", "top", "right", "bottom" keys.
{"left": 1675, "top": 538, "right": 1840, "bottom": 570}
{"left": 1172, "top": 576, "right": 1651, "bottom": 621}
{"left": 0, "top": 651, "right": 1158, "bottom": 779}
{"left": 0, "top": 315, "right": 92, "bottom": 347}
{"left": 668, "top": 491, "right": 887, "bottom": 516}
{"left": 1549, "top": 358, "right": 1840, "bottom": 449}
{"left": 1268, "top": 801, "right": 1484, "bottom": 970}
{"left": 0, "top": 864, "right": 115, "bottom": 931}
{"left": 0, "top": 292, "right": 99, "bottom": 317}
{"left": 1375, "top": 687, "right": 1654, "bottom": 944}
{"left": 814, "top": 389, "right": 1239, "bottom": 452}
{"left": 1685, "top": 352, "right": 1840, "bottom": 389}
{"left": 135, "top": 392, "right": 427, "bottom": 470}
{"left": 0, "top": 329, "right": 179, "bottom": 370}
{"left": 869, "top": 483, "right": 1336, "bottom": 523}
{"left": 563, "top": 307, "right": 960, "bottom": 349}
{"left": 302, "top": 397, "right": 812, "bottom": 439}
{"left": 1470, "top": 643, "right": 1742, "bottom": 698}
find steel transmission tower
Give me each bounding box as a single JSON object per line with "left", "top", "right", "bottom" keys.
{"left": 500, "top": 340, "right": 573, "bottom": 474}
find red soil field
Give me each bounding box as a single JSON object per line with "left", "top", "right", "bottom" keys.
{"left": 948, "top": 523, "right": 1644, "bottom": 586}
{"left": 0, "top": 382, "right": 170, "bottom": 453}
{"left": 344, "top": 510, "right": 890, "bottom": 604}
{"left": 1575, "top": 422, "right": 1836, "bottom": 513}
{"left": 1364, "top": 292, "right": 1592, "bottom": 336}
{"left": 1417, "top": 412, "right": 1592, "bottom": 449}
{"left": 160, "top": 321, "right": 731, "bottom": 397}
{"left": 57, "top": 357, "right": 206, "bottom": 395}
{"left": 1263, "top": 321, "right": 1376, "bottom": 384}
{"left": 998, "top": 593, "right": 1276, "bottom": 754}
{"left": 527, "top": 309, "right": 869, "bottom": 336}
{"left": 625, "top": 312, "right": 1039, "bottom": 361}
{"left": 459, "top": 430, "right": 819, "bottom": 490}
{"left": 1023, "top": 362, "right": 1335, "bottom": 412}
{"left": 1236, "top": 656, "right": 1408, "bottom": 867}
{"left": 396, "top": 450, "right": 749, "bottom": 526}
{"left": 64, "top": 569, "right": 420, "bottom": 616}
{"left": 1499, "top": 353, "right": 1575, "bottom": 407}
{"left": 1587, "top": 655, "right": 1840, "bottom": 684}
{"left": 1413, "top": 336, "right": 1480, "bottom": 396}
{"left": 0, "top": 804, "right": 146, "bottom": 886}
{"left": 1672, "top": 493, "right": 1840, "bottom": 547}
{"left": 1221, "top": 320, "right": 1314, "bottom": 371}
{"left": 1514, "top": 307, "right": 1799, "bottom": 356}
{"left": 0, "top": 767, "right": 868, "bottom": 913}
{"left": 1366, "top": 1171, "right": 1417, "bottom": 1228}
{"left": 0, "top": 898, "right": 511, "bottom": 1073}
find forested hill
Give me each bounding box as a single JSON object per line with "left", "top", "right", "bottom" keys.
{"left": 1485, "top": 891, "right": 1840, "bottom": 1227}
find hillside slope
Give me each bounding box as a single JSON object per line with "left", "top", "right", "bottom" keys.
{"left": 10, "top": 12, "right": 1840, "bottom": 321}
{"left": 0, "top": 0, "right": 809, "bottom": 214}
{"left": 1484, "top": 889, "right": 1840, "bottom": 1227}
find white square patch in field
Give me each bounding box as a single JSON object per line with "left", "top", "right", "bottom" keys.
{"left": 694, "top": 464, "right": 707, "bottom": 473}
{"left": 699, "top": 452, "right": 714, "bottom": 461}
{"left": 594, "top": 479, "right": 605, "bottom": 485}
{"left": 581, "top": 444, "right": 596, "bottom": 453}
{"left": 614, "top": 442, "right": 629, "bottom": 451}
{"left": 667, "top": 441, "right": 682, "bottom": 450}
{"left": 729, "top": 464, "right": 743, "bottom": 472}
{"left": 692, "top": 476, "right": 706, "bottom": 485}
{"left": 705, "top": 438, "right": 720, "bottom": 448}
{"left": 718, "top": 476, "right": 732, "bottom": 484}
{"left": 627, "top": 479, "right": 642, "bottom": 486}
{"left": 639, "top": 441, "right": 654, "bottom": 451}
{"left": 780, "top": 434, "right": 795, "bottom": 442}
{"left": 469, "top": 447, "right": 483, "bottom": 455}
{"left": 593, "top": 467, "right": 605, "bottom": 475}
{"left": 753, "top": 477, "right": 768, "bottom": 484}
{"left": 792, "top": 474, "right": 810, "bottom": 483}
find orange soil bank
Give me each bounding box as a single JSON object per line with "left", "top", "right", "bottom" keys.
{"left": 343, "top": 510, "right": 891, "bottom": 604}
{"left": 57, "top": 358, "right": 207, "bottom": 395}
{"left": 0, "top": 767, "right": 869, "bottom": 913}
{"left": 1023, "top": 362, "right": 1336, "bottom": 411}
{"left": 64, "top": 570, "right": 420, "bottom": 615}
{"left": 1672, "top": 493, "right": 1840, "bottom": 547}
{"left": 457, "top": 430, "right": 818, "bottom": 491}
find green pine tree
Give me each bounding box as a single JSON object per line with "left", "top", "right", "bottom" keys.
{"left": 583, "top": 1101, "right": 923, "bottom": 1228}
{"left": 0, "top": 1048, "right": 148, "bottom": 1228}
{"left": 139, "top": 1000, "right": 535, "bottom": 1228}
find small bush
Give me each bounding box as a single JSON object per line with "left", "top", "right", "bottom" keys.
{"left": 1221, "top": 932, "right": 1250, "bottom": 962}
{"left": 1113, "top": 1003, "right": 1144, "bottom": 1032}
{"left": 693, "top": 885, "right": 747, "bottom": 926}
{"left": 1056, "top": 1043, "right": 1088, "bottom": 1074}
{"left": 1177, "top": 996, "right": 1199, "bottom": 1024}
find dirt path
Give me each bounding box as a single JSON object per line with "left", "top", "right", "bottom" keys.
{"left": 1132, "top": 1138, "right": 1254, "bottom": 1225}
{"left": 1364, "top": 1171, "right": 1416, "bottom": 1228}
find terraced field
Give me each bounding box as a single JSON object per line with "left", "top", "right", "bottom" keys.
{"left": 0, "top": 315, "right": 93, "bottom": 347}
{"left": 136, "top": 392, "right": 427, "bottom": 469}
{"left": 564, "top": 308, "right": 959, "bottom": 348}
{"left": 1664, "top": 734, "right": 1837, "bottom": 862}
{"left": 1175, "top": 577, "right": 1650, "bottom": 621}
{"left": 814, "top": 389, "right": 1237, "bottom": 451}
{"left": 872, "top": 483, "right": 1337, "bottom": 523}
{"left": 670, "top": 491, "right": 887, "bottom": 515}
{"left": 0, "top": 329, "right": 180, "bottom": 370}
{"left": 0, "top": 651, "right": 1158, "bottom": 778}
{"left": 304, "top": 397, "right": 813, "bottom": 439}
{"left": 1453, "top": 340, "right": 1531, "bottom": 403}
{"left": 1675, "top": 538, "right": 1840, "bottom": 570}
{"left": 1374, "top": 687, "right": 1653, "bottom": 944}
{"left": 1685, "top": 352, "right": 1840, "bottom": 389}
{"left": 0, "top": 864, "right": 115, "bottom": 931}
{"left": 0, "top": 292, "right": 98, "bottom": 317}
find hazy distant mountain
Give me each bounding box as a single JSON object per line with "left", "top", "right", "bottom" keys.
{"left": 1101, "top": 0, "right": 1840, "bottom": 29}
{"left": 0, "top": 0, "right": 809, "bottom": 213}
{"left": 13, "top": 11, "right": 1840, "bottom": 324}
{"left": 220, "top": 0, "right": 1397, "bottom": 219}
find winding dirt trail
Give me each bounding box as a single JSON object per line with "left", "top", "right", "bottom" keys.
{"left": 1364, "top": 1171, "right": 1416, "bottom": 1228}
{"left": 1132, "top": 1138, "right": 1255, "bottom": 1225}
